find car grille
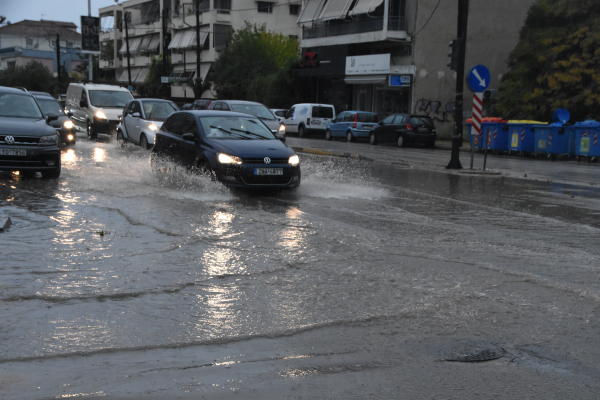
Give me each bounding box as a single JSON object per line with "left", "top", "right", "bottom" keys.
{"left": 242, "top": 157, "right": 289, "bottom": 164}
{"left": 0, "top": 135, "right": 40, "bottom": 145}
{"left": 241, "top": 176, "right": 293, "bottom": 185}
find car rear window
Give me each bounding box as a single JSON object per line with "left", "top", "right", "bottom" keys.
{"left": 357, "top": 113, "right": 378, "bottom": 123}
{"left": 312, "top": 106, "right": 333, "bottom": 119}
{"left": 409, "top": 117, "right": 427, "bottom": 125}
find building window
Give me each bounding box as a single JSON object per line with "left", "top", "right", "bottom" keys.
{"left": 258, "top": 1, "right": 274, "bottom": 13}
{"left": 289, "top": 4, "right": 300, "bottom": 15}
{"left": 7, "top": 61, "right": 16, "bottom": 69}
{"left": 214, "top": 0, "right": 231, "bottom": 13}
{"left": 288, "top": 35, "right": 298, "bottom": 41}
{"left": 26, "top": 38, "right": 33, "bottom": 49}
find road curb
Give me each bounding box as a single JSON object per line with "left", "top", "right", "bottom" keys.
{"left": 291, "top": 147, "right": 374, "bottom": 162}
{"left": 459, "top": 170, "right": 502, "bottom": 176}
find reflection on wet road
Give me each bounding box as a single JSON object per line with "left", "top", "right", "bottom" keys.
{"left": 1, "top": 135, "right": 600, "bottom": 398}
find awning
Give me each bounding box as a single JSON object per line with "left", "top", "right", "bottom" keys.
{"left": 117, "top": 67, "right": 141, "bottom": 83}
{"left": 178, "top": 30, "right": 196, "bottom": 48}
{"left": 135, "top": 67, "right": 149, "bottom": 83}
{"left": 169, "top": 63, "right": 210, "bottom": 82}
{"left": 168, "top": 30, "right": 184, "bottom": 49}
{"left": 348, "top": 0, "right": 385, "bottom": 16}
{"left": 318, "top": 0, "right": 354, "bottom": 21}
{"left": 297, "top": 0, "right": 326, "bottom": 25}
{"left": 138, "top": 35, "right": 152, "bottom": 52}
{"left": 119, "top": 36, "right": 142, "bottom": 53}
{"left": 147, "top": 34, "right": 160, "bottom": 52}
{"left": 344, "top": 74, "right": 387, "bottom": 84}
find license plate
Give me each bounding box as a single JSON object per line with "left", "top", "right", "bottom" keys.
{"left": 418, "top": 127, "right": 429, "bottom": 133}
{"left": 0, "top": 149, "right": 26, "bottom": 156}
{"left": 363, "top": 125, "right": 373, "bottom": 129}
{"left": 311, "top": 120, "right": 321, "bottom": 125}
{"left": 255, "top": 168, "right": 283, "bottom": 175}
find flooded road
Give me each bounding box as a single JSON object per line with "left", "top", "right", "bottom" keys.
{"left": 1, "top": 134, "right": 600, "bottom": 399}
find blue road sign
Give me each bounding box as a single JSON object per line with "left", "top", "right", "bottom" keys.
{"left": 128, "top": 85, "right": 133, "bottom": 91}
{"left": 468, "top": 65, "right": 490, "bottom": 92}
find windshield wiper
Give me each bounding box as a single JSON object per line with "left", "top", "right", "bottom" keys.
{"left": 230, "top": 127, "right": 269, "bottom": 139}
{"left": 209, "top": 125, "right": 250, "bottom": 139}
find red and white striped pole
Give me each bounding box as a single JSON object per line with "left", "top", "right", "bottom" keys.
{"left": 470, "top": 92, "right": 483, "bottom": 169}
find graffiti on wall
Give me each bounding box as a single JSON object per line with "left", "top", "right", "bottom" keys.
{"left": 414, "top": 99, "right": 472, "bottom": 122}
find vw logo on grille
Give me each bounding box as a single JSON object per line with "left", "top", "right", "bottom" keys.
{"left": 264, "top": 157, "right": 271, "bottom": 164}
{"left": 4, "top": 136, "right": 15, "bottom": 145}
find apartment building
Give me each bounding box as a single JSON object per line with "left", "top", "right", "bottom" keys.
{"left": 294, "top": 0, "right": 537, "bottom": 136}
{"left": 100, "top": 0, "right": 302, "bottom": 100}
{"left": 0, "top": 20, "right": 84, "bottom": 73}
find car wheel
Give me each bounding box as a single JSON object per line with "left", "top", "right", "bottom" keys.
{"left": 325, "top": 129, "right": 332, "bottom": 141}
{"left": 369, "top": 133, "right": 377, "bottom": 145}
{"left": 196, "top": 160, "right": 217, "bottom": 181}
{"left": 41, "top": 163, "right": 61, "bottom": 179}
{"left": 397, "top": 134, "right": 405, "bottom": 147}
{"left": 87, "top": 122, "right": 97, "bottom": 140}
{"left": 346, "top": 131, "right": 355, "bottom": 143}
{"left": 140, "top": 134, "right": 149, "bottom": 150}
{"left": 298, "top": 125, "right": 306, "bottom": 138}
{"left": 117, "top": 130, "right": 125, "bottom": 147}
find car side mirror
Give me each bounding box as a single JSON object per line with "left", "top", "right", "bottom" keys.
{"left": 46, "top": 113, "right": 59, "bottom": 122}
{"left": 182, "top": 133, "right": 197, "bottom": 141}
{"left": 132, "top": 112, "right": 141, "bottom": 118}
{"left": 67, "top": 112, "right": 73, "bottom": 117}
{"left": 79, "top": 100, "right": 87, "bottom": 108}
{"left": 276, "top": 134, "right": 286, "bottom": 143}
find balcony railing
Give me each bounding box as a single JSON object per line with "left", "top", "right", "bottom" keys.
{"left": 302, "top": 16, "right": 405, "bottom": 40}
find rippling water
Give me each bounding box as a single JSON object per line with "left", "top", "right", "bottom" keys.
{"left": 1, "top": 138, "right": 600, "bottom": 398}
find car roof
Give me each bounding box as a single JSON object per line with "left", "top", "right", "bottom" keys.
{"left": 133, "top": 98, "right": 174, "bottom": 102}
{"left": 183, "top": 110, "right": 263, "bottom": 118}
{"left": 29, "top": 91, "right": 53, "bottom": 97}
{"left": 215, "top": 100, "right": 266, "bottom": 106}
{"left": 343, "top": 110, "right": 377, "bottom": 114}
{"left": 0, "top": 86, "right": 34, "bottom": 95}
{"left": 33, "top": 94, "right": 59, "bottom": 101}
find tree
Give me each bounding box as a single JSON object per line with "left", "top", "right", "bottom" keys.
{"left": 210, "top": 22, "right": 301, "bottom": 106}
{"left": 492, "top": 0, "right": 600, "bottom": 121}
{"left": 0, "top": 60, "right": 56, "bottom": 93}
{"left": 136, "top": 53, "right": 172, "bottom": 98}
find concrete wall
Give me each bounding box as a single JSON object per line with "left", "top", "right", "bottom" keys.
{"left": 411, "top": 0, "right": 536, "bottom": 138}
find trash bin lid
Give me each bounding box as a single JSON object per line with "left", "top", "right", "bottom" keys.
{"left": 552, "top": 108, "right": 570, "bottom": 123}
{"left": 481, "top": 117, "right": 507, "bottom": 123}
{"left": 573, "top": 119, "right": 600, "bottom": 128}
{"left": 508, "top": 120, "right": 547, "bottom": 125}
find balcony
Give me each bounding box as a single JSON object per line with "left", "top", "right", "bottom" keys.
{"left": 303, "top": 16, "right": 405, "bottom": 39}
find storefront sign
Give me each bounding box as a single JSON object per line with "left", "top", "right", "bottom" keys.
{"left": 345, "top": 54, "right": 390, "bottom": 75}
{"left": 389, "top": 75, "right": 411, "bottom": 87}
{"left": 80, "top": 16, "right": 100, "bottom": 53}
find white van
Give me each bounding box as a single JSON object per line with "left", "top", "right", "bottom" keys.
{"left": 66, "top": 83, "right": 133, "bottom": 140}
{"left": 281, "top": 103, "right": 336, "bottom": 138}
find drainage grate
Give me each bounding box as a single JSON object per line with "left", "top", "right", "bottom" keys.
{"left": 446, "top": 348, "right": 506, "bottom": 362}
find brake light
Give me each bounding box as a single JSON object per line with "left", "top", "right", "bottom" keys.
{"left": 406, "top": 123, "right": 413, "bottom": 131}
{"left": 307, "top": 118, "right": 310, "bottom": 125}
{"left": 432, "top": 125, "right": 437, "bottom": 133}
{"left": 207, "top": 101, "right": 211, "bottom": 108}
{"left": 353, "top": 113, "right": 357, "bottom": 128}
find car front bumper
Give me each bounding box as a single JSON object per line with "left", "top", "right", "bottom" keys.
{"left": 0, "top": 145, "right": 61, "bottom": 172}
{"left": 56, "top": 128, "right": 77, "bottom": 144}
{"left": 214, "top": 164, "right": 301, "bottom": 189}
{"left": 93, "top": 117, "right": 120, "bottom": 134}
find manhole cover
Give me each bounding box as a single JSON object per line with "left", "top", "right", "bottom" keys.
{"left": 446, "top": 348, "right": 506, "bottom": 362}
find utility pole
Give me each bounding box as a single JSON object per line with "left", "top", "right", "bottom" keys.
{"left": 195, "top": 0, "right": 200, "bottom": 96}
{"left": 88, "top": 0, "right": 93, "bottom": 82}
{"left": 124, "top": 11, "right": 132, "bottom": 87}
{"left": 446, "top": 0, "right": 470, "bottom": 170}
{"left": 162, "top": 6, "right": 169, "bottom": 98}
{"left": 56, "top": 34, "right": 61, "bottom": 83}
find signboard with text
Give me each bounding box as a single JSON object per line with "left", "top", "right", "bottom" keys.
{"left": 345, "top": 54, "right": 390, "bottom": 75}
{"left": 389, "top": 75, "right": 411, "bottom": 87}
{"left": 80, "top": 16, "right": 100, "bottom": 53}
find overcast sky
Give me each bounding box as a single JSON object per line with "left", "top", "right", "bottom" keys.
{"left": 0, "top": 0, "right": 119, "bottom": 32}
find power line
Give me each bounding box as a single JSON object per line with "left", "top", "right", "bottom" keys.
{"left": 412, "top": 0, "right": 441, "bottom": 38}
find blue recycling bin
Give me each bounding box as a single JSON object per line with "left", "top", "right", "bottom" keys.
{"left": 534, "top": 123, "right": 574, "bottom": 157}
{"left": 484, "top": 119, "right": 509, "bottom": 152}
{"left": 467, "top": 118, "right": 506, "bottom": 150}
{"left": 573, "top": 120, "right": 600, "bottom": 159}
{"left": 508, "top": 120, "right": 547, "bottom": 154}
{"left": 466, "top": 120, "right": 483, "bottom": 150}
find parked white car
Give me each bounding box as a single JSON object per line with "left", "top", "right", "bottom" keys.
{"left": 281, "top": 103, "right": 336, "bottom": 138}
{"left": 116, "top": 98, "right": 179, "bottom": 149}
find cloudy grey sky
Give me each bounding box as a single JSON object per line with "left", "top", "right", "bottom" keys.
{"left": 1, "top": 0, "right": 119, "bottom": 32}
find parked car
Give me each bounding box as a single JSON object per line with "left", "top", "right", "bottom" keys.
{"left": 281, "top": 103, "right": 335, "bottom": 138}
{"left": 325, "top": 111, "right": 379, "bottom": 142}
{"left": 180, "top": 103, "right": 193, "bottom": 110}
{"left": 117, "top": 98, "right": 179, "bottom": 149}
{"left": 271, "top": 108, "right": 288, "bottom": 123}
{"left": 191, "top": 99, "right": 212, "bottom": 110}
{"left": 151, "top": 110, "right": 299, "bottom": 189}
{"left": 208, "top": 100, "right": 282, "bottom": 136}
{"left": 33, "top": 94, "right": 77, "bottom": 146}
{"left": 57, "top": 94, "right": 67, "bottom": 107}
{"left": 28, "top": 91, "right": 53, "bottom": 97}
{"left": 0, "top": 86, "right": 61, "bottom": 178}
{"left": 66, "top": 83, "right": 133, "bottom": 140}
{"left": 368, "top": 114, "right": 436, "bottom": 148}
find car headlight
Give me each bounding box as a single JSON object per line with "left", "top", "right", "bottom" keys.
{"left": 38, "top": 134, "right": 59, "bottom": 146}
{"left": 218, "top": 153, "right": 243, "bottom": 164}
{"left": 95, "top": 111, "right": 107, "bottom": 119}
{"left": 148, "top": 123, "right": 158, "bottom": 131}
{"left": 288, "top": 155, "right": 300, "bottom": 166}
{"left": 63, "top": 120, "right": 74, "bottom": 129}
{"left": 278, "top": 124, "right": 286, "bottom": 134}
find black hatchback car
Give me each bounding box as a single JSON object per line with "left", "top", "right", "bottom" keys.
{"left": 34, "top": 94, "right": 77, "bottom": 146}
{"left": 0, "top": 86, "right": 61, "bottom": 178}
{"left": 151, "top": 111, "right": 300, "bottom": 189}
{"left": 369, "top": 114, "right": 436, "bottom": 148}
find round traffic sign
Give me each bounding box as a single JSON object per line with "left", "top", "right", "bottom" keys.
{"left": 468, "top": 65, "right": 490, "bottom": 92}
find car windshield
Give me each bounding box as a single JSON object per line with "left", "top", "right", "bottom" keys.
{"left": 88, "top": 90, "right": 133, "bottom": 108}
{"left": 357, "top": 113, "right": 378, "bottom": 123}
{"left": 231, "top": 104, "right": 275, "bottom": 120}
{"left": 0, "top": 93, "right": 43, "bottom": 118}
{"left": 37, "top": 98, "right": 66, "bottom": 115}
{"left": 200, "top": 116, "right": 276, "bottom": 140}
{"left": 143, "top": 101, "right": 179, "bottom": 121}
